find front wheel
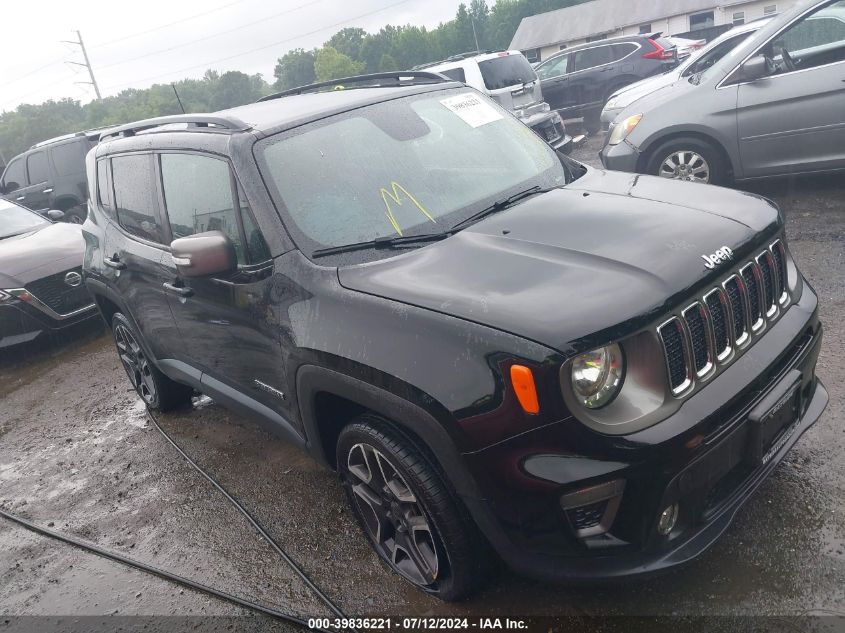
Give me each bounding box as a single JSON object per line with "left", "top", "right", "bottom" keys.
{"left": 111, "top": 312, "right": 193, "bottom": 411}
{"left": 337, "top": 415, "right": 488, "bottom": 601}
{"left": 645, "top": 137, "right": 728, "bottom": 185}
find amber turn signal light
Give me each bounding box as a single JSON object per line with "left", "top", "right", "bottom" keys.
{"left": 510, "top": 365, "right": 540, "bottom": 414}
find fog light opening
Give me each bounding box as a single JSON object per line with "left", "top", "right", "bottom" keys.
{"left": 657, "top": 503, "right": 679, "bottom": 536}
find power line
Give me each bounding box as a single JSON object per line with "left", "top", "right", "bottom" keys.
{"left": 97, "top": 0, "right": 326, "bottom": 71}
{"left": 88, "top": 0, "right": 249, "bottom": 49}
{"left": 103, "top": 0, "right": 414, "bottom": 92}
{"left": 6, "top": 55, "right": 72, "bottom": 88}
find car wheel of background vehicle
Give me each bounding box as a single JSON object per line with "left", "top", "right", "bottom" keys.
{"left": 337, "top": 414, "right": 489, "bottom": 601}
{"left": 583, "top": 109, "right": 602, "bottom": 135}
{"left": 64, "top": 205, "right": 86, "bottom": 224}
{"left": 646, "top": 137, "right": 727, "bottom": 185}
{"left": 111, "top": 312, "right": 193, "bottom": 411}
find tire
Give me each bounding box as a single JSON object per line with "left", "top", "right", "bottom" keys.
{"left": 64, "top": 205, "right": 86, "bottom": 224}
{"left": 583, "top": 109, "right": 602, "bottom": 135}
{"left": 111, "top": 312, "right": 193, "bottom": 411}
{"left": 645, "top": 137, "right": 728, "bottom": 186}
{"left": 337, "top": 415, "right": 489, "bottom": 601}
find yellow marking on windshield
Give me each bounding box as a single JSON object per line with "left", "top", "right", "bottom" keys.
{"left": 379, "top": 182, "right": 436, "bottom": 236}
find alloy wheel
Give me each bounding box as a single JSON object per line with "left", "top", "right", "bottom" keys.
{"left": 344, "top": 442, "right": 441, "bottom": 587}
{"left": 658, "top": 150, "right": 710, "bottom": 183}
{"left": 113, "top": 323, "right": 157, "bottom": 405}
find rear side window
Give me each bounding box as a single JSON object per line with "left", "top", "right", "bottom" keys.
{"left": 478, "top": 54, "right": 537, "bottom": 89}
{"left": 96, "top": 159, "right": 114, "bottom": 216}
{"left": 611, "top": 43, "right": 638, "bottom": 61}
{"left": 159, "top": 153, "right": 246, "bottom": 263}
{"left": 2, "top": 158, "right": 26, "bottom": 192}
{"left": 440, "top": 67, "right": 466, "bottom": 82}
{"left": 52, "top": 141, "right": 87, "bottom": 177}
{"left": 573, "top": 45, "right": 614, "bottom": 71}
{"left": 27, "top": 152, "right": 49, "bottom": 184}
{"left": 112, "top": 154, "right": 164, "bottom": 244}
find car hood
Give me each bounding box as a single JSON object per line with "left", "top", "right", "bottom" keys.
{"left": 608, "top": 70, "right": 681, "bottom": 112}
{"left": 0, "top": 222, "right": 85, "bottom": 285}
{"left": 338, "top": 169, "right": 780, "bottom": 355}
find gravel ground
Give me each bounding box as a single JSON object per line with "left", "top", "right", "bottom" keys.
{"left": 1, "top": 133, "right": 843, "bottom": 630}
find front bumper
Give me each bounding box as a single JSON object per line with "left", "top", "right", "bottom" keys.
{"left": 463, "top": 284, "right": 827, "bottom": 583}
{"left": 0, "top": 299, "right": 99, "bottom": 349}
{"left": 599, "top": 137, "right": 641, "bottom": 173}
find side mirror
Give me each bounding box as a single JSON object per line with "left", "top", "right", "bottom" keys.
{"left": 47, "top": 209, "right": 65, "bottom": 221}
{"left": 740, "top": 55, "right": 772, "bottom": 82}
{"left": 170, "top": 231, "right": 236, "bottom": 278}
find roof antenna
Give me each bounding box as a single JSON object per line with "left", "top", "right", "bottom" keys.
{"left": 171, "top": 83, "right": 186, "bottom": 114}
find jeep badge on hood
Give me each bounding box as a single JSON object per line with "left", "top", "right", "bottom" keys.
{"left": 702, "top": 246, "right": 734, "bottom": 270}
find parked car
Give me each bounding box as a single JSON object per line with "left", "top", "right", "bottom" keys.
{"left": 535, "top": 34, "right": 678, "bottom": 133}
{"left": 665, "top": 35, "right": 707, "bottom": 60}
{"left": 0, "top": 200, "right": 98, "bottom": 350}
{"left": 601, "top": 19, "right": 773, "bottom": 127}
{"left": 83, "top": 71, "right": 826, "bottom": 600}
{"left": 601, "top": 0, "right": 845, "bottom": 184}
{"left": 0, "top": 129, "right": 108, "bottom": 224}
{"left": 418, "top": 50, "right": 576, "bottom": 152}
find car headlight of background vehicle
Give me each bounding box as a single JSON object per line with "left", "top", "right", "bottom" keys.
{"left": 570, "top": 343, "right": 625, "bottom": 408}
{"left": 607, "top": 113, "right": 642, "bottom": 146}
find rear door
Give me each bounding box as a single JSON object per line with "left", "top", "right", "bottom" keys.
{"left": 155, "top": 151, "right": 288, "bottom": 416}
{"left": 103, "top": 153, "right": 181, "bottom": 361}
{"left": 736, "top": 0, "right": 845, "bottom": 176}
{"left": 569, "top": 44, "right": 616, "bottom": 110}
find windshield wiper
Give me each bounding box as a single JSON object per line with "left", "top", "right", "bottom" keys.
{"left": 449, "top": 185, "right": 556, "bottom": 233}
{"left": 311, "top": 231, "right": 450, "bottom": 258}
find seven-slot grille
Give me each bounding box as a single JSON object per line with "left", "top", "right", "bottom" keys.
{"left": 25, "top": 267, "right": 93, "bottom": 316}
{"left": 658, "top": 241, "right": 789, "bottom": 395}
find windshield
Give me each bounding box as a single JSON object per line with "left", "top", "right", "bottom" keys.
{"left": 478, "top": 54, "right": 537, "bottom": 90}
{"left": 257, "top": 89, "right": 569, "bottom": 260}
{"left": 0, "top": 201, "right": 49, "bottom": 238}
{"left": 681, "top": 30, "right": 757, "bottom": 78}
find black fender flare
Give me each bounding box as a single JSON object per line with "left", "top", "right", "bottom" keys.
{"left": 296, "top": 364, "right": 481, "bottom": 501}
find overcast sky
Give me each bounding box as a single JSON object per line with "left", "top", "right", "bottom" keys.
{"left": 2, "top": 0, "right": 471, "bottom": 112}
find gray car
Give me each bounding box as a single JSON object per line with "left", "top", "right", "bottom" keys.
{"left": 600, "top": 0, "right": 845, "bottom": 185}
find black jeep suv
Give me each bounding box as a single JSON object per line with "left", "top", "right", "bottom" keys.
{"left": 82, "top": 72, "right": 827, "bottom": 600}
{"left": 1, "top": 129, "right": 107, "bottom": 224}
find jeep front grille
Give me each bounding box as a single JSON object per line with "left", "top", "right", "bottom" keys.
{"left": 657, "top": 241, "right": 789, "bottom": 395}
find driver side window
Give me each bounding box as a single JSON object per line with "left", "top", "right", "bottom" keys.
{"left": 768, "top": 0, "right": 845, "bottom": 72}
{"left": 537, "top": 54, "right": 569, "bottom": 79}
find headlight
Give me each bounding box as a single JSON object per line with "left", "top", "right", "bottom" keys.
{"left": 607, "top": 113, "right": 642, "bottom": 146}
{"left": 570, "top": 344, "right": 625, "bottom": 409}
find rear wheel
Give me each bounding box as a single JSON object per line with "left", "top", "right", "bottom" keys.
{"left": 645, "top": 137, "right": 728, "bottom": 185}
{"left": 337, "top": 415, "right": 488, "bottom": 601}
{"left": 111, "top": 312, "right": 193, "bottom": 411}
{"left": 64, "top": 205, "right": 86, "bottom": 224}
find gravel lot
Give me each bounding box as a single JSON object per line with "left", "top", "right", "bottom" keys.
{"left": 1, "top": 132, "right": 843, "bottom": 629}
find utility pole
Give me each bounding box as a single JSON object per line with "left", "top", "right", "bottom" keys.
{"left": 63, "top": 30, "right": 101, "bottom": 100}
{"left": 470, "top": 17, "right": 480, "bottom": 52}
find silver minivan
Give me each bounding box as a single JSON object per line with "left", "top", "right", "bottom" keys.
{"left": 600, "top": 0, "right": 845, "bottom": 184}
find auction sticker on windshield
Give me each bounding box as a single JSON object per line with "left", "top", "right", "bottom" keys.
{"left": 440, "top": 93, "right": 503, "bottom": 128}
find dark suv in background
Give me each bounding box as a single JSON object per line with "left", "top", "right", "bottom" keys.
{"left": 0, "top": 129, "right": 107, "bottom": 224}
{"left": 535, "top": 34, "right": 678, "bottom": 133}
{"left": 83, "top": 72, "right": 826, "bottom": 600}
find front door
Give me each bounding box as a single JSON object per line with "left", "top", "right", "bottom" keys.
{"left": 537, "top": 53, "right": 573, "bottom": 111}
{"left": 22, "top": 151, "right": 54, "bottom": 213}
{"left": 736, "top": 0, "right": 845, "bottom": 177}
{"left": 155, "top": 151, "right": 289, "bottom": 416}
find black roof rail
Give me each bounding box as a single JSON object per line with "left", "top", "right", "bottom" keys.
{"left": 258, "top": 71, "right": 449, "bottom": 102}
{"left": 99, "top": 114, "right": 251, "bottom": 141}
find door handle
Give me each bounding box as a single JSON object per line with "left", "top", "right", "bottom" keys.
{"left": 103, "top": 255, "right": 126, "bottom": 270}
{"left": 15, "top": 196, "right": 25, "bottom": 201}
{"left": 42, "top": 188, "right": 53, "bottom": 194}
{"left": 163, "top": 282, "right": 193, "bottom": 298}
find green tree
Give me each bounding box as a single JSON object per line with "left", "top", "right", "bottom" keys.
{"left": 378, "top": 53, "right": 399, "bottom": 72}
{"left": 327, "top": 27, "right": 367, "bottom": 61}
{"left": 313, "top": 46, "right": 366, "bottom": 82}
{"left": 273, "top": 48, "right": 317, "bottom": 90}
